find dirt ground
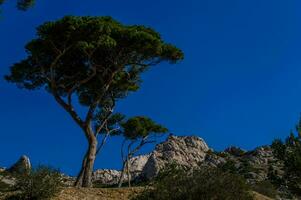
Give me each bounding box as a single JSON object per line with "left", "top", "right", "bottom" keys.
{"left": 0, "top": 187, "right": 273, "bottom": 200}
{"left": 53, "top": 187, "right": 144, "bottom": 200}
{"left": 53, "top": 188, "right": 273, "bottom": 200}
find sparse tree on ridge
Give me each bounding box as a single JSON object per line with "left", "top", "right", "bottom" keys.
{"left": 5, "top": 16, "right": 183, "bottom": 187}
{"left": 118, "top": 116, "right": 168, "bottom": 188}
{"left": 0, "top": 0, "right": 35, "bottom": 11}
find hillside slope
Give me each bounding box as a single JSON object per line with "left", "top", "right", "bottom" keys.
{"left": 52, "top": 187, "right": 272, "bottom": 200}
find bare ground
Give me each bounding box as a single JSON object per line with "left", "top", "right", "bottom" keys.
{"left": 0, "top": 187, "right": 274, "bottom": 200}
{"left": 53, "top": 187, "right": 143, "bottom": 200}
{"left": 53, "top": 187, "right": 273, "bottom": 200}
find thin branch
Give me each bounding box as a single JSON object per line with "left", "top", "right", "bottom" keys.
{"left": 67, "top": 65, "right": 97, "bottom": 106}
{"left": 96, "top": 125, "right": 120, "bottom": 155}
{"left": 48, "top": 49, "right": 85, "bottom": 131}
{"left": 84, "top": 70, "right": 118, "bottom": 124}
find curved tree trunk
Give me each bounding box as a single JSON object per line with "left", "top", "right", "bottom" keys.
{"left": 118, "top": 161, "right": 127, "bottom": 188}
{"left": 75, "top": 132, "right": 97, "bottom": 188}
{"left": 127, "top": 159, "right": 131, "bottom": 187}
{"left": 75, "top": 132, "right": 110, "bottom": 187}
{"left": 82, "top": 137, "right": 97, "bottom": 187}
{"left": 74, "top": 154, "right": 88, "bottom": 187}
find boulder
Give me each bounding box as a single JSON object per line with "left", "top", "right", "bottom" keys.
{"left": 225, "top": 146, "right": 247, "bottom": 156}
{"left": 142, "top": 135, "right": 209, "bottom": 179}
{"left": 128, "top": 154, "right": 150, "bottom": 180}
{"left": 92, "top": 169, "right": 121, "bottom": 185}
{"left": 0, "top": 167, "right": 5, "bottom": 173}
{"left": 203, "top": 153, "right": 227, "bottom": 167}
{"left": 8, "top": 155, "right": 31, "bottom": 174}
{"left": 92, "top": 154, "right": 150, "bottom": 185}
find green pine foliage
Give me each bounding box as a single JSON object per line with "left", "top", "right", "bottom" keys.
{"left": 0, "top": 0, "right": 35, "bottom": 11}
{"left": 7, "top": 166, "right": 62, "bottom": 200}
{"left": 16, "top": 0, "right": 35, "bottom": 11}
{"left": 5, "top": 15, "right": 183, "bottom": 187}
{"left": 251, "top": 181, "right": 278, "bottom": 199}
{"left": 271, "top": 117, "right": 301, "bottom": 196}
{"left": 132, "top": 165, "right": 253, "bottom": 200}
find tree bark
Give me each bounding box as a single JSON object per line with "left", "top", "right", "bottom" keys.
{"left": 81, "top": 136, "right": 98, "bottom": 187}
{"left": 118, "top": 161, "right": 127, "bottom": 188}
{"left": 127, "top": 158, "right": 131, "bottom": 187}
{"left": 74, "top": 153, "right": 88, "bottom": 187}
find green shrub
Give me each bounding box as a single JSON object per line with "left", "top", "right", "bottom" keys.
{"left": 251, "top": 181, "right": 278, "bottom": 198}
{"left": 220, "top": 160, "right": 238, "bottom": 174}
{"left": 133, "top": 165, "right": 253, "bottom": 200}
{"left": 8, "top": 165, "right": 62, "bottom": 200}
{"left": 271, "top": 131, "right": 301, "bottom": 197}
{"left": 0, "top": 180, "right": 12, "bottom": 192}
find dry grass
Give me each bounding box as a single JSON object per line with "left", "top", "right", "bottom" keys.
{"left": 53, "top": 187, "right": 143, "bottom": 200}
{"left": 53, "top": 188, "right": 274, "bottom": 200}
{"left": 253, "top": 191, "right": 274, "bottom": 200}
{"left": 0, "top": 187, "right": 274, "bottom": 200}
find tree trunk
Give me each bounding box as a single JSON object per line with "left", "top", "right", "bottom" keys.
{"left": 75, "top": 132, "right": 97, "bottom": 188}
{"left": 118, "top": 161, "right": 127, "bottom": 188}
{"left": 82, "top": 137, "right": 98, "bottom": 187}
{"left": 74, "top": 153, "right": 88, "bottom": 187}
{"left": 127, "top": 159, "right": 131, "bottom": 187}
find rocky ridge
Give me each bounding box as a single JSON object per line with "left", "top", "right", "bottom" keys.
{"left": 0, "top": 135, "right": 287, "bottom": 198}
{"left": 91, "top": 135, "right": 286, "bottom": 199}
{"left": 1, "top": 136, "right": 283, "bottom": 186}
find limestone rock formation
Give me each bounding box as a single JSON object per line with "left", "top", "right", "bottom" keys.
{"left": 92, "top": 169, "right": 121, "bottom": 186}
{"left": 225, "top": 146, "right": 247, "bottom": 156}
{"left": 0, "top": 167, "right": 5, "bottom": 173}
{"left": 8, "top": 155, "right": 31, "bottom": 174}
{"left": 204, "top": 146, "right": 284, "bottom": 185}
{"left": 0, "top": 136, "right": 285, "bottom": 194}
{"left": 142, "top": 135, "right": 210, "bottom": 179}
{"left": 92, "top": 154, "right": 150, "bottom": 185}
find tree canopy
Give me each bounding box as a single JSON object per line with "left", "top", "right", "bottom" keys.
{"left": 0, "top": 0, "right": 35, "bottom": 11}
{"left": 6, "top": 16, "right": 183, "bottom": 113}
{"left": 5, "top": 15, "right": 183, "bottom": 187}
{"left": 122, "top": 116, "right": 168, "bottom": 140}
{"left": 5, "top": 15, "right": 183, "bottom": 133}
{"left": 118, "top": 116, "right": 168, "bottom": 187}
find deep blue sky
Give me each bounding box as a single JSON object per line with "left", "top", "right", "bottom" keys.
{"left": 1, "top": 0, "right": 301, "bottom": 175}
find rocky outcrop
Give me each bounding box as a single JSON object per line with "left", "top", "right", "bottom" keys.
{"left": 225, "top": 146, "right": 247, "bottom": 156}
{"left": 0, "top": 136, "right": 285, "bottom": 193}
{"left": 204, "top": 146, "right": 285, "bottom": 185}
{"left": 0, "top": 167, "right": 5, "bottom": 173}
{"left": 92, "top": 154, "right": 151, "bottom": 185}
{"left": 92, "top": 169, "right": 121, "bottom": 185}
{"left": 8, "top": 155, "right": 31, "bottom": 174}
{"left": 0, "top": 156, "right": 31, "bottom": 188}
{"left": 239, "top": 146, "right": 284, "bottom": 183}
{"left": 141, "top": 135, "right": 209, "bottom": 179}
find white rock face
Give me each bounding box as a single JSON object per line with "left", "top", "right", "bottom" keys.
{"left": 0, "top": 176, "right": 16, "bottom": 186}
{"left": 142, "top": 135, "right": 210, "bottom": 179}
{"left": 0, "top": 167, "right": 5, "bottom": 173}
{"left": 92, "top": 154, "right": 150, "bottom": 185}
{"left": 92, "top": 136, "right": 210, "bottom": 184}
{"left": 8, "top": 155, "right": 31, "bottom": 174}
{"left": 128, "top": 154, "right": 150, "bottom": 178}
{"left": 92, "top": 169, "right": 122, "bottom": 185}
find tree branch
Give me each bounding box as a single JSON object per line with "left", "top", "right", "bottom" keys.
{"left": 48, "top": 50, "right": 85, "bottom": 130}
{"left": 67, "top": 65, "right": 97, "bottom": 106}
{"left": 84, "top": 69, "right": 119, "bottom": 124}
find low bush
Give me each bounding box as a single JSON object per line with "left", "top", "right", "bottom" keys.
{"left": 251, "top": 180, "right": 278, "bottom": 199}
{"left": 133, "top": 165, "right": 253, "bottom": 200}
{"left": 7, "top": 165, "right": 62, "bottom": 200}
{"left": 0, "top": 180, "right": 12, "bottom": 192}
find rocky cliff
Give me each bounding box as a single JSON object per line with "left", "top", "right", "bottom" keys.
{"left": 91, "top": 134, "right": 286, "bottom": 198}
{"left": 0, "top": 135, "right": 289, "bottom": 198}
{"left": 141, "top": 135, "right": 209, "bottom": 179}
